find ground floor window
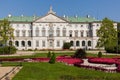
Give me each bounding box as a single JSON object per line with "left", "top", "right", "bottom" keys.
{"left": 21, "top": 41, "right": 25, "bottom": 47}
{"left": 28, "top": 41, "right": 31, "bottom": 47}
{"left": 15, "top": 41, "right": 19, "bottom": 47}
{"left": 70, "top": 41, "right": 74, "bottom": 46}
{"left": 82, "top": 41, "right": 85, "bottom": 46}
{"left": 57, "top": 41, "right": 60, "bottom": 47}
{"left": 76, "top": 41, "right": 80, "bottom": 46}
{"left": 36, "top": 40, "right": 39, "bottom": 47}
{"left": 42, "top": 41, "right": 45, "bottom": 47}
{"left": 88, "top": 41, "right": 91, "bottom": 46}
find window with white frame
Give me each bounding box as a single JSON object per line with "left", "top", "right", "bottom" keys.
{"left": 56, "top": 28, "right": 60, "bottom": 36}
{"left": 36, "top": 40, "right": 39, "bottom": 47}
{"left": 42, "top": 27, "right": 46, "bottom": 37}
{"left": 42, "top": 41, "right": 45, "bottom": 47}
{"left": 75, "top": 30, "right": 78, "bottom": 37}
{"left": 69, "top": 30, "right": 72, "bottom": 37}
{"left": 81, "top": 31, "right": 84, "bottom": 37}
{"left": 16, "top": 30, "right": 20, "bottom": 37}
{"left": 57, "top": 41, "right": 60, "bottom": 47}
{"left": 22, "top": 30, "right": 26, "bottom": 37}
{"left": 35, "top": 27, "right": 39, "bottom": 37}
{"left": 62, "top": 28, "right": 66, "bottom": 37}
{"left": 28, "top": 30, "right": 31, "bottom": 37}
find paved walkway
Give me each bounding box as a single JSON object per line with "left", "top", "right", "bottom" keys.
{"left": 81, "top": 59, "right": 117, "bottom": 70}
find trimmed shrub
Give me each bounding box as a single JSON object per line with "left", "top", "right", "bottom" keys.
{"left": 0, "top": 46, "right": 17, "bottom": 54}
{"left": 49, "top": 52, "right": 56, "bottom": 64}
{"left": 98, "top": 51, "right": 102, "bottom": 58}
{"left": 63, "top": 42, "right": 71, "bottom": 49}
{"left": 47, "top": 51, "right": 51, "bottom": 58}
{"left": 74, "top": 49, "right": 87, "bottom": 59}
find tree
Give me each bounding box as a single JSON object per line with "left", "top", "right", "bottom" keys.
{"left": 74, "top": 49, "right": 87, "bottom": 59}
{"left": 63, "top": 42, "right": 71, "bottom": 49}
{"left": 97, "top": 18, "right": 117, "bottom": 53}
{"left": 0, "top": 19, "right": 14, "bottom": 46}
{"left": 49, "top": 52, "right": 56, "bottom": 64}
{"left": 47, "top": 51, "right": 51, "bottom": 58}
{"left": 98, "top": 51, "right": 102, "bottom": 58}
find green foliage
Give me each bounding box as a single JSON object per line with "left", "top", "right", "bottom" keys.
{"left": 74, "top": 49, "right": 87, "bottom": 59}
{"left": 98, "top": 51, "right": 102, "bottom": 58}
{"left": 0, "top": 19, "right": 14, "bottom": 46}
{"left": 0, "top": 46, "right": 17, "bottom": 54}
{"left": 49, "top": 52, "right": 56, "bottom": 64}
{"left": 63, "top": 42, "right": 71, "bottom": 49}
{"left": 96, "top": 18, "right": 117, "bottom": 53}
{"left": 47, "top": 51, "right": 51, "bottom": 58}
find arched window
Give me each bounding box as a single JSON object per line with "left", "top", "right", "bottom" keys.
{"left": 9, "top": 41, "right": 12, "bottom": 46}
{"left": 56, "top": 28, "right": 60, "bottom": 36}
{"left": 15, "top": 41, "right": 19, "bottom": 47}
{"left": 63, "top": 28, "right": 66, "bottom": 37}
{"left": 70, "top": 41, "right": 74, "bottom": 46}
{"left": 88, "top": 41, "right": 91, "bottom": 46}
{"left": 76, "top": 41, "right": 79, "bottom": 46}
{"left": 42, "top": 27, "right": 46, "bottom": 37}
{"left": 28, "top": 41, "right": 31, "bottom": 47}
{"left": 82, "top": 41, "right": 85, "bottom": 46}
{"left": 21, "top": 41, "right": 25, "bottom": 47}
{"left": 35, "top": 27, "right": 39, "bottom": 37}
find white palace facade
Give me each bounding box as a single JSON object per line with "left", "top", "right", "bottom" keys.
{"left": 0, "top": 7, "right": 117, "bottom": 50}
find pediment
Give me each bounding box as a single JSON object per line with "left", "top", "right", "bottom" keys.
{"left": 34, "top": 13, "right": 67, "bottom": 23}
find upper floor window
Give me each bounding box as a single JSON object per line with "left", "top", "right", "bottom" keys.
{"left": 75, "top": 30, "right": 78, "bottom": 37}
{"left": 42, "top": 27, "right": 46, "bottom": 37}
{"left": 86, "top": 31, "right": 89, "bottom": 37}
{"left": 69, "top": 30, "right": 72, "bottom": 37}
{"left": 28, "top": 30, "right": 31, "bottom": 37}
{"left": 56, "top": 28, "right": 60, "bottom": 37}
{"left": 22, "top": 30, "right": 26, "bottom": 37}
{"left": 62, "top": 28, "right": 66, "bottom": 37}
{"left": 16, "top": 30, "right": 20, "bottom": 37}
{"left": 81, "top": 31, "right": 84, "bottom": 37}
{"left": 48, "top": 27, "right": 54, "bottom": 37}
{"left": 36, "top": 27, "right": 39, "bottom": 37}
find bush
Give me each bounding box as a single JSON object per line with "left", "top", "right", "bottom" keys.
{"left": 49, "top": 52, "right": 56, "bottom": 64}
{"left": 98, "top": 51, "right": 102, "bottom": 58}
{"left": 74, "top": 49, "right": 87, "bottom": 59}
{"left": 63, "top": 42, "right": 71, "bottom": 49}
{"left": 0, "top": 46, "right": 17, "bottom": 54}
{"left": 47, "top": 51, "right": 51, "bottom": 58}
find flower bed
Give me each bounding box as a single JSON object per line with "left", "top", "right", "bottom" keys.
{"left": 88, "top": 58, "right": 116, "bottom": 65}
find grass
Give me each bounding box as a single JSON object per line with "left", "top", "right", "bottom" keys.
{"left": 2, "top": 62, "right": 120, "bottom": 80}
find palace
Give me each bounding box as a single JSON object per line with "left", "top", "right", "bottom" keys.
{"left": 0, "top": 7, "right": 117, "bottom": 50}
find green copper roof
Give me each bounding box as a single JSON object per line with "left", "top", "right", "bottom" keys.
{"left": 66, "top": 17, "right": 98, "bottom": 22}
{"left": 4, "top": 16, "right": 39, "bottom": 22}
{"left": 0, "top": 15, "right": 99, "bottom": 22}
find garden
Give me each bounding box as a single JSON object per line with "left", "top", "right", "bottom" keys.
{"left": 1, "top": 49, "right": 120, "bottom": 80}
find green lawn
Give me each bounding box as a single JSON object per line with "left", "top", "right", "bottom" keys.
{"left": 2, "top": 62, "right": 120, "bottom": 80}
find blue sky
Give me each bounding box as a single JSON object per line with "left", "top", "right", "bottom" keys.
{"left": 0, "top": 0, "right": 120, "bottom": 21}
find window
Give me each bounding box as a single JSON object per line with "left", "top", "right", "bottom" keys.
{"left": 70, "top": 41, "right": 74, "bottom": 46}
{"left": 36, "top": 40, "right": 39, "bottom": 47}
{"left": 42, "top": 28, "right": 46, "bottom": 37}
{"left": 62, "top": 28, "right": 66, "bottom": 37}
{"left": 69, "top": 30, "right": 72, "bottom": 37}
{"left": 42, "top": 41, "right": 45, "bottom": 47}
{"left": 82, "top": 41, "right": 85, "bottom": 46}
{"left": 28, "top": 41, "right": 31, "bottom": 47}
{"left": 15, "top": 41, "right": 19, "bottom": 47}
{"left": 57, "top": 41, "right": 60, "bottom": 47}
{"left": 75, "top": 30, "right": 78, "bottom": 37}
{"left": 28, "top": 30, "right": 31, "bottom": 37}
{"left": 86, "top": 31, "right": 89, "bottom": 37}
{"left": 88, "top": 41, "right": 91, "bottom": 46}
{"left": 16, "top": 30, "right": 20, "bottom": 37}
{"left": 48, "top": 27, "right": 54, "bottom": 37}
{"left": 21, "top": 41, "right": 25, "bottom": 47}
{"left": 56, "top": 28, "right": 60, "bottom": 36}
{"left": 22, "top": 30, "right": 26, "bottom": 37}
{"left": 76, "top": 41, "right": 79, "bottom": 46}
{"left": 81, "top": 31, "right": 84, "bottom": 37}
{"left": 36, "top": 27, "right": 39, "bottom": 37}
